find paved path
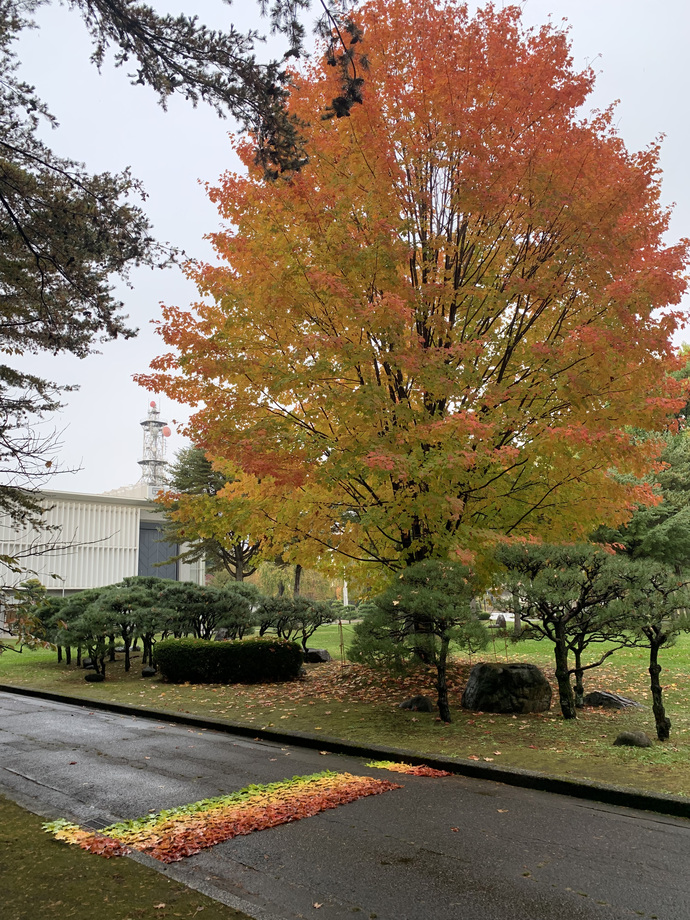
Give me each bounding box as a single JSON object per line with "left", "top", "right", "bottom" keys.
{"left": 1, "top": 690, "right": 689, "bottom": 920}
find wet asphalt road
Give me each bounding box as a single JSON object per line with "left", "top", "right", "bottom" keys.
{"left": 1, "top": 690, "right": 689, "bottom": 920}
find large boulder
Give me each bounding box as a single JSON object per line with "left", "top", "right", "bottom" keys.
{"left": 583, "top": 690, "right": 641, "bottom": 710}
{"left": 613, "top": 731, "right": 652, "bottom": 748}
{"left": 399, "top": 695, "right": 435, "bottom": 713}
{"left": 461, "top": 662, "right": 552, "bottom": 714}
{"left": 305, "top": 648, "right": 332, "bottom": 663}
{"left": 84, "top": 672, "right": 105, "bottom": 683}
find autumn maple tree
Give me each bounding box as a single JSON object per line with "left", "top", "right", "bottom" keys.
{"left": 141, "top": 0, "right": 689, "bottom": 580}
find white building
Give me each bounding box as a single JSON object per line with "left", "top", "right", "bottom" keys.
{"left": 0, "top": 402, "right": 204, "bottom": 599}
{"left": 0, "top": 485, "right": 203, "bottom": 597}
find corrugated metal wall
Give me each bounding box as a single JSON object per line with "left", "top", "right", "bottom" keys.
{"left": 0, "top": 498, "right": 140, "bottom": 591}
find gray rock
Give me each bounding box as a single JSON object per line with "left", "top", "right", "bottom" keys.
{"left": 82, "top": 657, "right": 93, "bottom": 669}
{"left": 613, "top": 731, "right": 652, "bottom": 748}
{"left": 213, "top": 629, "right": 229, "bottom": 641}
{"left": 583, "top": 690, "right": 641, "bottom": 710}
{"left": 141, "top": 665, "right": 157, "bottom": 677}
{"left": 84, "top": 672, "right": 105, "bottom": 683}
{"left": 461, "top": 662, "right": 552, "bottom": 714}
{"left": 495, "top": 614, "right": 507, "bottom": 628}
{"left": 399, "top": 695, "right": 435, "bottom": 713}
{"left": 305, "top": 648, "right": 332, "bottom": 663}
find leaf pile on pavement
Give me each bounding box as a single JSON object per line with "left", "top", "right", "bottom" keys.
{"left": 44, "top": 771, "right": 402, "bottom": 863}
{"left": 366, "top": 760, "right": 453, "bottom": 777}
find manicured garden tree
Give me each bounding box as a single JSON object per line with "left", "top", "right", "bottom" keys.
{"left": 116, "top": 576, "right": 177, "bottom": 662}
{"left": 256, "top": 595, "right": 333, "bottom": 651}
{"left": 610, "top": 561, "right": 690, "bottom": 741}
{"left": 90, "top": 584, "right": 162, "bottom": 672}
{"left": 256, "top": 595, "right": 296, "bottom": 637}
{"left": 33, "top": 593, "right": 70, "bottom": 662}
{"left": 495, "top": 544, "right": 633, "bottom": 719}
{"left": 157, "top": 581, "right": 213, "bottom": 639}
{"left": 158, "top": 581, "right": 257, "bottom": 640}
{"left": 67, "top": 603, "right": 115, "bottom": 677}
{"left": 293, "top": 599, "right": 333, "bottom": 653}
{"left": 350, "top": 560, "right": 488, "bottom": 722}
{"left": 58, "top": 588, "right": 107, "bottom": 666}
{"left": 215, "top": 582, "right": 261, "bottom": 640}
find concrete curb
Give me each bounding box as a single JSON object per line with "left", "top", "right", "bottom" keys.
{"left": 2, "top": 682, "right": 689, "bottom": 821}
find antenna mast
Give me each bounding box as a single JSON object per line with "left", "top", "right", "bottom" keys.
{"left": 138, "top": 400, "right": 171, "bottom": 490}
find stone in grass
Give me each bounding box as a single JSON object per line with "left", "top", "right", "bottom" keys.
{"left": 613, "top": 731, "right": 652, "bottom": 748}
{"left": 399, "top": 695, "right": 435, "bottom": 713}
{"left": 462, "top": 662, "right": 552, "bottom": 714}
{"left": 82, "top": 657, "right": 94, "bottom": 669}
{"left": 583, "top": 690, "right": 642, "bottom": 710}
{"left": 141, "top": 665, "right": 157, "bottom": 678}
{"left": 305, "top": 648, "right": 332, "bottom": 663}
{"left": 84, "top": 672, "right": 105, "bottom": 683}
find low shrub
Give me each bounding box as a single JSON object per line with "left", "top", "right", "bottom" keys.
{"left": 153, "top": 637, "right": 303, "bottom": 684}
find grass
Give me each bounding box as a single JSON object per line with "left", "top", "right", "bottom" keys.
{"left": 2, "top": 627, "right": 690, "bottom": 798}
{"left": 0, "top": 795, "right": 250, "bottom": 920}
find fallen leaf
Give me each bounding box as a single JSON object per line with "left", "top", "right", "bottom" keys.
{"left": 153, "top": 904, "right": 166, "bottom": 909}
{"left": 313, "top": 903, "right": 322, "bottom": 909}
{"left": 497, "top": 809, "right": 508, "bottom": 813}
{"left": 451, "top": 827, "right": 459, "bottom": 832}
{"left": 468, "top": 755, "right": 479, "bottom": 761}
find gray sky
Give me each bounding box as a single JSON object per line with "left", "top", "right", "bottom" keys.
{"left": 15, "top": 0, "right": 690, "bottom": 494}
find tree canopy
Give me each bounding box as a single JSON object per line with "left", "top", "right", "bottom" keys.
{"left": 141, "top": 0, "right": 689, "bottom": 580}
{"left": 159, "top": 446, "right": 263, "bottom": 581}
{"left": 594, "top": 430, "right": 690, "bottom": 574}
{"left": 0, "top": 0, "right": 354, "bottom": 528}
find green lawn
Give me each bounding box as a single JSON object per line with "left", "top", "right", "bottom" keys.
{"left": 2, "top": 628, "right": 690, "bottom": 798}
{"left": 0, "top": 795, "right": 250, "bottom": 920}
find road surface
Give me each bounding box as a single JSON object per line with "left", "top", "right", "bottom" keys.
{"left": 1, "top": 690, "right": 688, "bottom": 920}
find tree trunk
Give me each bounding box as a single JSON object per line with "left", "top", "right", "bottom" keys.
{"left": 234, "top": 547, "right": 244, "bottom": 582}
{"left": 123, "top": 627, "right": 131, "bottom": 672}
{"left": 649, "top": 642, "right": 671, "bottom": 741}
{"left": 108, "top": 634, "right": 116, "bottom": 661}
{"left": 573, "top": 647, "right": 584, "bottom": 708}
{"left": 65, "top": 645, "right": 71, "bottom": 666}
{"left": 294, "top": 564, "right": 302, "bottom": 598}
{"left": 57, "top": 644, "right": 62, "bottom": 663}
{"left": 554, "top": 629, "right": 576, "bottom": 719}
{"left": 76, "top": 645, "right": 82, "bottom": 666}
{"left": 512, "top": 591, "right": 522, "bottom": 638}
{"left": 436, "top": 635, "right": 452, "bottom": 723}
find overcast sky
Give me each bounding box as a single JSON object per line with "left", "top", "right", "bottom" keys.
{"left": 15, "top": 0, "right": 690, "bottom": 495}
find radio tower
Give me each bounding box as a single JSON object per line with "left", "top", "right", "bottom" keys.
{"left": 138, "top": 400, "right": 171, "bottom": 492}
